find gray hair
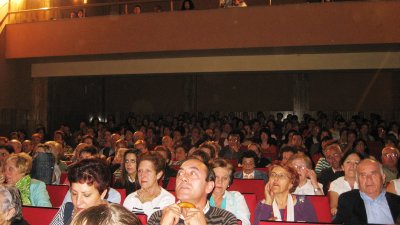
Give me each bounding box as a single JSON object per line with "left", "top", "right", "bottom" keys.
{"left": 356, "top": 158, "right": 385, "bottom": 180}
{"left": 0, "top": 185, "right": 23, "bottom": 221}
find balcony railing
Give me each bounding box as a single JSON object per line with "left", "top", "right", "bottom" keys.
{"left": 1, "top": 0, "right": 323, "bottom": 26}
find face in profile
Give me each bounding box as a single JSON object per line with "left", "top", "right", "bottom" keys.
{"left": 4, "top": 160, "right": 25, "bottom": 186}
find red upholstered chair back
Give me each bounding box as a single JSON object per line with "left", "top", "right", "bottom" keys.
{"left": 115, "top": 188, "right": 127, "bottom": 204}
{"left": 228, "top": 179, "right": 265, "bottom": 201}
{"left": 136, "top": 213, "right": 147, "bottom": 225}
{"left": 242, "top": 193, "right": 257, "bottom": 224}
{"left": 166, "top": 177, "right": 177, "bottom": 190}
{"left": 46, "top": 184, "right": 69, "bottom": 207}
{"left": 60, "top": 172, "right": 68, "bottom": 185}
{"left": 22, "top": 206, "right": 58, "bottom": 225}
{"left": 307, "top": 195, "right": 332, "bottom": 223}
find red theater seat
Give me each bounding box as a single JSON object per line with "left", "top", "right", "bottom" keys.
{"left": 166, "top": 177, "right": 177, "bottom": 190}
{"left": 242, "top": 193, "right": 257, "bottom": 224}
{"left": 22, "top": 206, "right": 58, "bottom": 225}
{"left": 228, "top": 179, "right": 265, "bottom": 201}
{"left": 307, "top": 195, "right": 332, "bottom": 223}
{"left": 136, "top": 213, "right": 147, "bottom": 225}
{"left": 259, "top": 222, "right": 336, "bottom": 225}
{"left": 60, "top": 172, "right": 68, "bottom": 184}
{"left": 46, "top": 184, "right": 69, "bottom": 207}
{"left": 115, "top": 188, "right": 127, "bottom": 204}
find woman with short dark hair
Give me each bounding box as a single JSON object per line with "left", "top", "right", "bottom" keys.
{"left": 50, "top": 158, "right": 111, "bottom": 225}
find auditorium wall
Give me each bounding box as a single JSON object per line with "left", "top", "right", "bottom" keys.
{"left": 47, "top": 70, "right": 399, "bottom": 131}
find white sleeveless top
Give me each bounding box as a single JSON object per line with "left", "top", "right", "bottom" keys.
{"left": 392, "top": 178, "right": 400, "bottom": 195}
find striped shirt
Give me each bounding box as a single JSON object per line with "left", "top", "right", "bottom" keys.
{"left": 147, "top": 206, "right": 238, "bottom": 225}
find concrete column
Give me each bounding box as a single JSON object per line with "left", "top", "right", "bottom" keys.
{"left": 28, "top": 78, "right": 48, "bottom": 134}
{"left": 293, "top": 73, "right": 309, "bottom": 117}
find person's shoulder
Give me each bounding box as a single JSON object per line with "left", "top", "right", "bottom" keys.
{"left": 147, "top": 210, "right": 163, "bottom": 224}
{"left": 207, "top": 207, "right": 237, "bottom": 222}
{"left": 30, "top": 178, "right": 46, "bottom": 185}
{"left": 233, "top": 171, "right": 242, "bottom": 177}
{"left": 255, "top": 170, "right": 267, "bottom": 176}
{"left": 160, "top": 188, "right": 175, "bottom": 198}
{"left": 386, "top": 191, "right": 400, "bottom": 200}
{"left": 123, "top": 190, "right": 139, "bottom": 204}
{"left": 340, "top": 189, "right": 360, "bottom": 199}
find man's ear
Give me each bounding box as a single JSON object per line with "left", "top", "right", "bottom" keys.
{"left": 205, "top": 181, "right": 215, "bottom": 194}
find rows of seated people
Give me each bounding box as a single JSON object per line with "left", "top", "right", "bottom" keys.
{"left": 0, "top": 111, "right": 400, "bottom": 224}
{"left": 68, "top": 0, "right": 246, "bottom": 19}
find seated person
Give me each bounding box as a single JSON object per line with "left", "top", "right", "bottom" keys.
{"left": 219, "top": 131, "right": 245, "bottom": 162}
{"left": 123, "top": 152, "right": 175, "bottom": 218}
{"left": 247, "top": 143, "right": 271, "bottom": 168}
{"left": 288, "top": 153, "right": 323, "bottom": 195}
{"left": 154, "top": 145, "right": 178, "bottom": 189}
{"left": 234, "top": 151, "right": 268, "bottom": 183}
{"left": 112, "top": 149, "right": 140, "bottom": 196}
{"left": 0, "top": 185, "right": 29, "bottom": 225}
{"left": 210, "top": 158, "right": 250, "bottom": 225}
{"left": 254, "top": 163, "right": 317, "bottom": 225}
{"left": 147, "top": 157, "right": 237, "bottom": 225}
{"left": 333, "top": 159, "right": 400, "bottom": 225}
{"left": 328, "top": 150, "right": 364, "bottom": 216}
{"left": 51, "top": 159, "right": 111, "bottom": 224}
{"left": 381, "top": 146, "right": 399, "bottom": 184}
{"left": 171, "top": 145, "right": 188, "bottom": 166}
{"left": 70, "top": 203, "right": 141, "bottom": 225}
{"left": 386, "top": 177, "right": 400, "bottom": 195}
{"left": 317, "top": 143, "right": 344, "bottom": 195}
{"left": 4, "top": 153, "right": 51, "bottom": 207}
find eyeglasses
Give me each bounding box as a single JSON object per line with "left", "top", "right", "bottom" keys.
{"left": 270, "top": 172, "right": 289, "bottom": 180}
{"left": 292, "top": 165, "right": 307, "bottom": 170}
{"left": 382, "top": 153, "right": 399, "bottom": 158}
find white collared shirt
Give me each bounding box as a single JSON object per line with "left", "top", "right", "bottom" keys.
{"left": 243, "top": 171, "right": 255, "bottom": 179}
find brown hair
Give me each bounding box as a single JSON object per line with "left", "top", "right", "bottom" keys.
{"left": 137, "top": 151, "right": 165, "bottom": 174}
{"left": 209, "top": 158, "right": 235, "bottom": 185}
{"left": 68, "top": 158, "right": 111, "bottom": 194}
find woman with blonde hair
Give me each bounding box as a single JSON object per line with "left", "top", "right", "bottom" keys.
{"left": 70, "top": 203, "right": 141, "bottom": 225}
{"left": 4, "top": 153, "right": 51, "bottom": 207}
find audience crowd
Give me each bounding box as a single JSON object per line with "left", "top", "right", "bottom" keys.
{"left": 1, "top": 111, "right": 400, "bottom": 224}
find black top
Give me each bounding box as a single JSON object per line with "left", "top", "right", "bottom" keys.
{"left": 113, "top": 179, "right": 138, "bottom": 196}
